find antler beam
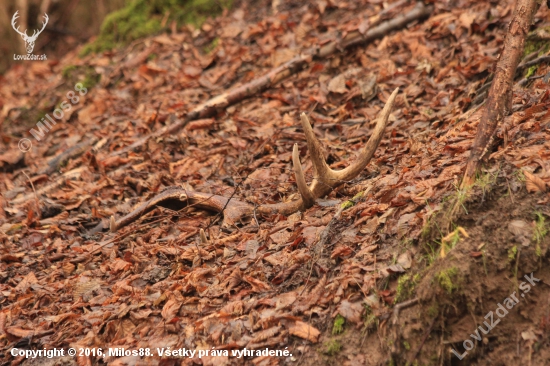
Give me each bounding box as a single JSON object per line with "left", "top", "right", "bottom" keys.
{"left": 257, "top": 87, "right": 398, "bottom": 216}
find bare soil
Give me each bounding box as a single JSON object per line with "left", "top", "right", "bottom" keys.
{"left": 302, "top": 165, "right": 550, "bottom": 366}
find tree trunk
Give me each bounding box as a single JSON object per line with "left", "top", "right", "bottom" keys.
{"left": 461, "top": 0, "right": 539, "bottom": 187}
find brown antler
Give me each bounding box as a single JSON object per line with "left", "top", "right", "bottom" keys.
{"left": 256, "top": 87, "right": 399, "bottom": 216}
{"left": 103, "top": 88, "right": 398, "bottom": 233}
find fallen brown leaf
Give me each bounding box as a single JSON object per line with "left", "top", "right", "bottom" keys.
{"left": 524, "top": 170, "right": 547, "bottom": 193}
{"left": 288, "top": 321, "right": 320, "bottom": 343}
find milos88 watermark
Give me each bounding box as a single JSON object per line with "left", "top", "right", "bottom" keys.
{"left": 18, "top": 83, "right": 88, "bottom": 152}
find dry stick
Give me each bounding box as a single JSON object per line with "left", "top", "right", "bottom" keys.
{"left": 515, "top": 54, "right": 550, "bottom": 75}
{"left": 392, "top": 297, "right": 419, "bottom": 324}
{"left": 410, "top": 317, "right": 436, "bottom": 363}
{"left": 391, "top": 297, "right": 420, "bottom": 360}
{"left": 517, "top": 73, "right": 546, "bottom": 86}
{"left": 462, "top": 0, "right": 540, "bottom": 187}
{"left": 39, "top": 137, "right": 98, "bottom": 175}
{"left": 110, "top": 2, "right": 431, "bottom": 157}
{"left": 11, "top": 166, "right": 88, "bottom": 205}
{"left": 21, "top": 171, "right": 40, "bottom": 208}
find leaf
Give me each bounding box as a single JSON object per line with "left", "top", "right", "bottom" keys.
{"left": 521, "top": 329, "right": 538, "bottom": 341}
{"left": 508, "top": 219, "right": 532, "bottom": 246}
{"left": 301, "top": 226, "right": 324, "bottom": 245}
{"left": 226, "top": 268, "right": 242, "bottom": 290}
{"left": 6, "top": 327, "right": 51, "bottom": 337}
{"left": 397, "top": 213, "right": 417, "bottom": 237}
{"left": 15, "top": 272, "right": 37, "bottom": 292}
{"left": 0, "top": 253, "right": 23, "bottom": 263}
{"left": 74, "top": 279, "right": 101, "bottom": 298}
{"left": 130, "top": 309, "right": 152, "bottom": 321}
{"left": 288, "top": 321, "right": 320, "bottom": 343}
{"left": 327, "top": 68, "right": 362, "bottom": 93}
{"left": 331, "top": 245, "right": 353, "bottom": 259}
{"left": 386, "top": 264, "right": 405, "bottom": 274}
{"left": 186, "top": 118, "right": 215, "bottom": 131}
{"left": 397, "top": 251, "right": 412, "bottom": 269}
{"left": 523, "top": 170, "right": 547, "bottom": 193}
{"left": 161, "top": 299, "right": 181, "bottom": 321}
{"left": 62, "top": 262, "right": 76, "bottom": 276}
{"left": 328, "top": 74, "right": 347, "bottom": 94}
{"left": 110, "top": 258, "right": 132, "bottom": 273}
{"left": 44, "top": 313, "right": 78, "bottom": 323}
{"left": 508, "top": 220, "right": 531, "bottom": 238}
{"left": 5, "top": 327, "right": 33, "bottom": 337}
{"left": 336, "top": 300, "right": 363, "bottom": 324}
{"left": 243, "top": 275, "right": 271, "bottom": 292}
{"left": 250, "top": 326, "right": 281, "bottom": 343}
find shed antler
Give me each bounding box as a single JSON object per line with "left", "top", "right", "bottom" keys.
{"left": 103, "top": 88, "right": 398, "bottom": 233}
{"left": 256, "top": 87, "right": 399, "bottom": 216}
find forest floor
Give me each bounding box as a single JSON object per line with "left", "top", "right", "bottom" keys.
{"left": 1, "top": 0, "right": 550, "bottom": 365}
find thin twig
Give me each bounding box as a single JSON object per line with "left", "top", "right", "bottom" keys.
{"left": 22, "top": 171, "right": 39, "bottom": 206}
{"left": 410, "top": 318, "right": 436, "bottom": 363}
{"left": 205, "top": 171, "right": 250, "bottom": 230}
{"left": 517, "top": 74, "right": 545, "bottom": 87}
{"left": 516, "top": 55, "right": 550, "bottom": 75}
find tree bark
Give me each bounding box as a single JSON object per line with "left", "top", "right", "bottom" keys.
{"left": 461, "top": 0, "right": 539, "bottom": 187}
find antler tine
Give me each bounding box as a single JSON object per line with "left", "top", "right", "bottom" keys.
{"left": 292, "top": 143, "right": 315, "bottom": 208}
{"left": 258, "top": 88, "right": 398, "bottom": 217}
{"left": 299, "top": 113, "right": 333, "bottom": 181}
{"left": 299, "top": 87, "right": 398, "bottom": 197}
{"left": 332, "top": 87, "right": 399, "bottom": 181}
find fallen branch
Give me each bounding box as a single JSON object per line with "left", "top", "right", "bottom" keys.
{"left": 10, "top": 167, "right": 88, "bottom": 205}
{"left": 114, "top": 2, "right": 430, "bottom": 156}
{"left": 39, "top": 137, "right": 97, "bottom": 175}
{"left": 517, "top": 73, "right": 546, "bottom": 87}
{"left": 462, "top": 0, "right": 539, "bottom": 187}
{"left": 390, "top": 297, "right": 420, "bottom": 362}
{"left": 392, "top": 297, "right": 420, "bottom": 324}
{"left": 409, "top": 317, "right": 436, "bottom": 363}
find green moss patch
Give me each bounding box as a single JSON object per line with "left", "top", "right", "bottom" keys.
{"left": 323, "top": 340, "right": 342, "bottom": 356}
{"left": 332, "top": 314, "right": 345, "bottom": 335}
{"left": 395, "top": 273, "right": 420, "bottom": 303}
{"left": 80, "top": 0, "right": 232, "bottom": 56}
{"left": 436, "top": 267, "right": 459, "bottom": 294}
{"left": 62, "top": 65, "right": 101, "bottom": 90}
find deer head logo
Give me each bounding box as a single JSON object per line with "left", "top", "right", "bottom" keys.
{"left": 11, "top": 11, "right": 49, "bottom": 54}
